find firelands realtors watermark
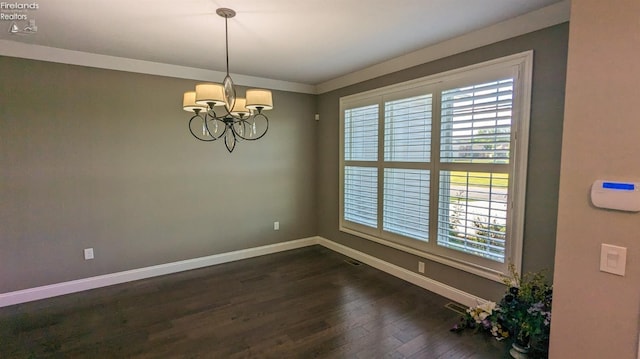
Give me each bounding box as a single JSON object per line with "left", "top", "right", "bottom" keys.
{"left": 1, "top": 2, "right": 39, "bottom": 34}
{"left": 1, "top": 2, "right": 38, "bottom": 19}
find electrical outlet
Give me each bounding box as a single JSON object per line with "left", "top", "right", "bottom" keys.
{"left": 418, "top": 261, "right": 425, "bottom": 274}
{"left": 84, "top": 248, "right": 94, "bottom": 260}
{"left": 274, "top": 221, "right": 280, "bottom": 230}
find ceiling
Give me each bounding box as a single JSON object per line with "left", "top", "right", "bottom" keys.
{"left": 0, "top": 0, "right": 567, "bottom": 89}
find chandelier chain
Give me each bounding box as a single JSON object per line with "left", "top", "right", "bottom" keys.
{"left": 224, "top": 15, "right": 230, "bottom": 76}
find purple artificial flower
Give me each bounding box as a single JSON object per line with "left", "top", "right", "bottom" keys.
{"left": 527, "top": 301, "right": 545, "bottom": 315}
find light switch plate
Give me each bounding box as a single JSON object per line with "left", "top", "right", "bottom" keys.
{"left": 600, "top": 243, "right": 626, "bottom": 276}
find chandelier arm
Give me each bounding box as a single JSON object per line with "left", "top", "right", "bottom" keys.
{"left": 203, "top": 111, "right": 227, "bottom": 140}
{"left": 231, "top": 118, "right": 252, "bottom": 142}
{"left": 220, "top": 104, "right": 235, "bottom": 119}
{"left": 188, "top": 113, "right": 219, "bottom": 142}
{"left": 234, "top": 113, "right": 269, "bottom": 141}
{"left": 207, "top": 104, "right": 243, "bottom": 121}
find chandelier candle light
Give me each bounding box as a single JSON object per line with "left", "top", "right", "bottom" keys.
{"left": 182, "top": 8, "right": 273, "bottom": 153}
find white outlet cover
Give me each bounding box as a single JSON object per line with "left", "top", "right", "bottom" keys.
{"left": 84, "top": 248, "right": 94, "bottom": 260}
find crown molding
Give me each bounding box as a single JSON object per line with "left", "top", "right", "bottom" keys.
{"left": 315, "top": 0, "right": 570, "bottom": 94}
{"left": 0, "top": 1, "right": 569, "bottom": 95}
{"left": 0, "top": 40, "right": 316, "bottom": 94}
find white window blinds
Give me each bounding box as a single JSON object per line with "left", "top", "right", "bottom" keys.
{"left": 344, "top": 105, "right": 378, "bottom": 161}
{"left": 344, "top": 166, "right": 378, "bottom": 228}
{"left": 437, "top": 79, "right": 513, "bottom": 262}
{"left": 437, "top": 171, "right": 509, "bottom": 262}
{"left": 384, "top": 95, "right": 432, "bottom": 162}
{"left": 383, "top": 169, "right": 430, "bottom": 241}
{"left": 340, "top": 51, "right": 532, "bottom": 279}
{"left": 440, "top": 79, "right": 513, "bottom": 164}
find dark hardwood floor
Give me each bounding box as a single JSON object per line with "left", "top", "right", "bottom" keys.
{"left": 0, "top": 246, "right": 508, "bottom": 358}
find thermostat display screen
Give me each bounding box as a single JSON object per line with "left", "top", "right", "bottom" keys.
{"left": 602, "top": 182, "right": 635, "bottom": 191}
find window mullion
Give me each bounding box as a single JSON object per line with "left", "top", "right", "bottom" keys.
{"left": 429, "top": 88, "right": 443, "bottom": 249}
{"left": 439, "top": 162, "right": 510, "bottom": 173}
{"left": 377, "top": 98, "right": 385, "bottom": 235}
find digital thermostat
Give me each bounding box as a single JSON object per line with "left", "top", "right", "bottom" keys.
{"left": 591, "top": 180, "right": 640, "bottom": 212}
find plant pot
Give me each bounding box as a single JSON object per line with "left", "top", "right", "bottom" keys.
{"left": 509, "top": 342, "right": 529, "bottom": 359}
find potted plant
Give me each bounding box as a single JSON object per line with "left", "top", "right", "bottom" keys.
{"left": 451, "top": 264, "right": 552, "bottom": 359}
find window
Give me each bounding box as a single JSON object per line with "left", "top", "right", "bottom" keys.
{"left": 340, "top": 52, "right": 532, "bottom": 280}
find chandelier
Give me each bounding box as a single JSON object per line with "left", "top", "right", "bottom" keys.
{"left": 182, "top": 8, "right": 273, "bottom": 153}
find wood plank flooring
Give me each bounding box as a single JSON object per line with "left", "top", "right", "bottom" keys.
{"left": 0, "top": 246, "right": 509, "bottom": 358}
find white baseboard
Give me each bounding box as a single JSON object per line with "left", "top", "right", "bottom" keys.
{"left": 0, "top": 237, "right": 318, "bottom": 308}
{"left": 1, "top": 235, "right": 484, "bottom": 309}
{"left": 316, "top": 237, "right": 486, "bottom": 308}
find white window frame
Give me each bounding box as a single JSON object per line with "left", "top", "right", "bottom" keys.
{"left": 339, "top": 51, "right": 533, "bottom": 281}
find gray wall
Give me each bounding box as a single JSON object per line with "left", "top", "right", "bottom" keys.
{"left": 317, "top": 23, "right": 569, "bottom": 300}
{"left": 1, "top": 23, "right": 568, "bottom": 300}
{"left": 0, "top": 57, "right": 318, "bottom": 293}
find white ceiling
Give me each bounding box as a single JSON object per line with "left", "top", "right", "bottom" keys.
{"left": 0, "top": 0, "right": 568, "bottom": 91}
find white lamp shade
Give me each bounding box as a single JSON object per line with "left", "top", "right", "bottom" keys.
{"left": 195, "top": 83, "right": 225, "bottom": 106}
{"left": 245, "top": 89, "right": 273, "bottom": 110}
{"left": 182, "top": 91, "right": 207, "bottom": 112}
{"left": 231, "top": 98, "right": 250, "bottom": 116}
